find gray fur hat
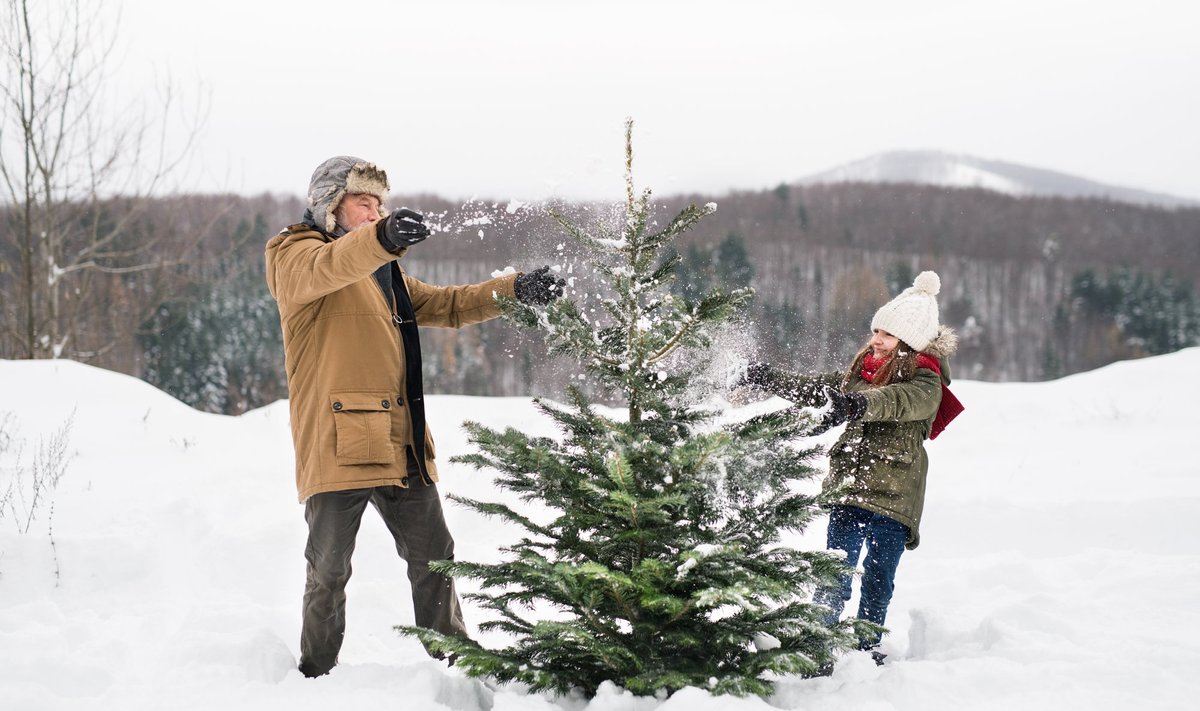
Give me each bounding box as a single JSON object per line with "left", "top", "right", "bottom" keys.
{"left": 307, "top": 156, "right": 390, "bottom": 234}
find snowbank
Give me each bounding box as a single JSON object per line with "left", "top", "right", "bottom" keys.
{"left": 2, "top": 350, "right": 1199, "bottom": 710}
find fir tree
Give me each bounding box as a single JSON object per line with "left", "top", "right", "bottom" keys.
{"left": 138, "top": 219, "right": 286, "bottom": 415}
{"left": 398, "top": 120, "right": 858, "bottom": 697}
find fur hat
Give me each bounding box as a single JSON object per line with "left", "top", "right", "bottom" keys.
{"left": 306, "top": 156, "right": 390, "bottom": 234}
{"left": 871, "top": 271, "right": 943, "bottom": 352}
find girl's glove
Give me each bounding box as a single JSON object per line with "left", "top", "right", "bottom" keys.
{"left": 738, "top": 362, "right": 773, "bottom": 388}
{"left": 810, "top": 386, "right": 867, "bottom": 435}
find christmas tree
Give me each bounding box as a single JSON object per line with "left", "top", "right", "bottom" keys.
{"left": 399, "top": 120, "right": 858, "bottom": 697}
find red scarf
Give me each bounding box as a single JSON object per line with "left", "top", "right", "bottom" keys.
{"left": 860, "top": 353, "right": 964, "bottom": 440}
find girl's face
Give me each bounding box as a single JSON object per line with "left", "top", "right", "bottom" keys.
{"left": 870, "top": 329, "right": 900, "bottom": 358}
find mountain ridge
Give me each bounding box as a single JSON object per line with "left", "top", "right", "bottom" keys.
{"left": 799, "top": 150, "right": 1196, "bottom": 209}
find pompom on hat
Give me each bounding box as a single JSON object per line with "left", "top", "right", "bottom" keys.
{"left": 871, "top": 271, "right": 943, "bottom": 352}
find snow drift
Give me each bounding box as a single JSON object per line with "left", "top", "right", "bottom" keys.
{"left": 1, "top": 351, "right": 1199, "bottom": 710}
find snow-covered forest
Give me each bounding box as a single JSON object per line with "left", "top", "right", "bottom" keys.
{"left": 5, "top": 185, "right": 1196, "bottom": 416}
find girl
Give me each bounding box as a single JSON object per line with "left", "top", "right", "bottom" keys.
{"left": 741, "top": 271, "right": 962, "bottom": 663}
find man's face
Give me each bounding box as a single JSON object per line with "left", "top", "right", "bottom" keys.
{"left": 334, "top": 193, "right": 382, "bottom": 232}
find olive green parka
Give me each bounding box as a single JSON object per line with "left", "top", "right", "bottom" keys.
{"left": 756, "top": 329, "right": 958, "bottom": 549}
{"left": 265, "top": 221, "right": 517, "bottom": 502}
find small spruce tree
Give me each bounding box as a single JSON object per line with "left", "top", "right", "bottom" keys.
{"left": 399, "top": 120, "right": 857, "bottom": 697}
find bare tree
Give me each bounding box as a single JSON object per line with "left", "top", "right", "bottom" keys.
{"left": 0, "top": 0, "right": 204, "bottom": 361}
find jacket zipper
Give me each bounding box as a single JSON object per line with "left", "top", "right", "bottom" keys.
{"left": 373, "top": 279, "right": 414, "bottom": 326}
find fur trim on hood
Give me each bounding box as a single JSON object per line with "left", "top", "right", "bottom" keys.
{"left": 306, "top": 156, "right": 389, "bottom": 234}
{"left": 922, "top": 325, "right": 959, "bottom": 359}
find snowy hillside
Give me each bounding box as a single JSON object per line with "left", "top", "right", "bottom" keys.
{"left": 2, "top": 352, "right": 1199, "bottom": 710}
{"left": 800, "top": 150, "right": 1197, "bottom": 208}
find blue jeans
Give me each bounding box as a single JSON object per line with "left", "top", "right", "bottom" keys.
{"left": 814, "top": 505, "right": 909, "bottom": 646}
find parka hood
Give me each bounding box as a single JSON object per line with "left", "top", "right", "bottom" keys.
{"left": 922, "top": 325, "right": 959, "bottom": 360}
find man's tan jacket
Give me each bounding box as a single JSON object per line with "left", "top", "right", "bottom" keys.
{"left": 266, "top": 222, "right": 517, "bottom": 502}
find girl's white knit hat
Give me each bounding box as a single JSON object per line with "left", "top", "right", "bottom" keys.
{"left": 871, "top": 271, "right": 942, "bottom": 351}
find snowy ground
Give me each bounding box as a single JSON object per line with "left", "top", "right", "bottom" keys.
{"left": 2, "top": 350, "right": 1199, "bottom": 710}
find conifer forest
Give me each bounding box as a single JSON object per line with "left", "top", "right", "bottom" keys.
{"left": 3, "top": 178, "right": 1196, "bottom": 414}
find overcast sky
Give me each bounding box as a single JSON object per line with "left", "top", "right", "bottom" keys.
{"left": 117, "top": 0, "right": 1200, "bottom": 203}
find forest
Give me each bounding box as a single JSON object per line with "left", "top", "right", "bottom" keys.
{"left": 2, "top": 182, "right": 1197, "bottom": 414}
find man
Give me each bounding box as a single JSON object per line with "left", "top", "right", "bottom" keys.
{"left": 265, "top": 156, "right": 564, "bottom": 678}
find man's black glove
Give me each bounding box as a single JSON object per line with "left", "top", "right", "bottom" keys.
{"left": 809, "top": 385, "right": 867, "bottom": 435}
{"left": 378, "top": 207, "right": 431, "bottom": 251}
{"left": 514, "top": 266, "right": 567, "bottom": 305}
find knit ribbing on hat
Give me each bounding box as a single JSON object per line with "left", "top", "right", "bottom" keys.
{"left": 870, "top": 270, "right": 942, "bottom": 352}
{"left": 306, "top": 156, "right": 390, "bottom": 234}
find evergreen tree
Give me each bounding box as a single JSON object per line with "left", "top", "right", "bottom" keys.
{"left": 758, "top": 297, "right": 806, "bottom": 365}
{"left": 886, "top": 262, "right": 915, "bottom": 297}
{"left": 1069, "top": 268, "right": 1200, "bottom": 363}
{"left": 665, "top": 232, "right": 753, "bottom": 303}
{"left": 677, "top": 242, "right": 714, "bottom": 302}
{"left": 714, "top": 232, "right": 754, "bottom": 292}
{"left": 139, "top": 217, "right": 286, "bottom": 414}
{"left": 398, "top": 121, "right": 858, "bottom": 697}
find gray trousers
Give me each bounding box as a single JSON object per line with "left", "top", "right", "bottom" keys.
{"left": 298, "top": 462, "right": 467, "bottom": 677}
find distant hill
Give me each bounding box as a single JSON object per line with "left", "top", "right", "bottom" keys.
{"left": 799, "top": 150, "right": 1197, "bottom": 209}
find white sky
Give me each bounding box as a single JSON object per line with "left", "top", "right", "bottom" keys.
{"left": 115, "top": 0, "right": 1200, "bottom": 202}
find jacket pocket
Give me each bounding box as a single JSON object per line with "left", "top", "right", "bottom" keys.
{"left": 874, "top": 442, "right": 916, "bottom": 468}
{"left": 329, "top": 391, "right": 397, "bottom": 466}
{"left": 861, "top": 436, "right": 919, "bottom": 500}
